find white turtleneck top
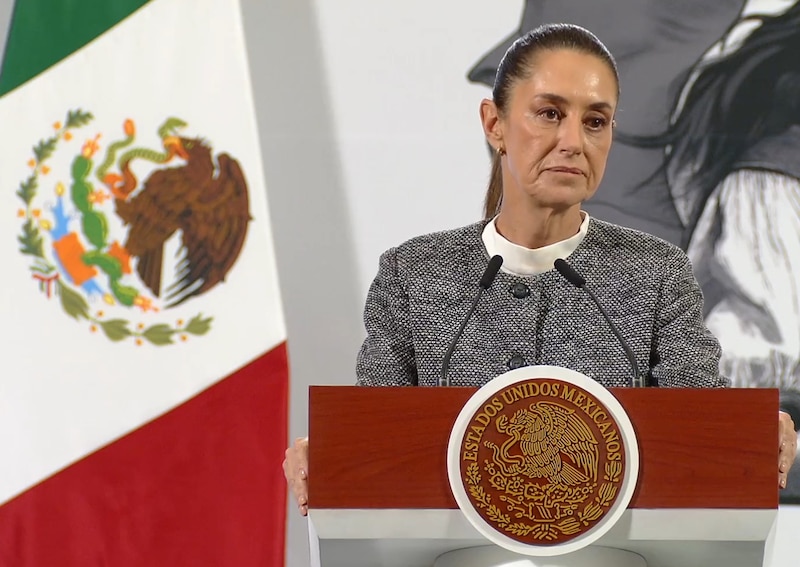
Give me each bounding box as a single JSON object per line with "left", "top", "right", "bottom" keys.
{"left": 481, "top": 213, "right": 590, "bottom": 276}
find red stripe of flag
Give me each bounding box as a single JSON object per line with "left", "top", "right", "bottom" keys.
{"left": 0, "top": 343, "right": 289, "bottom": 566}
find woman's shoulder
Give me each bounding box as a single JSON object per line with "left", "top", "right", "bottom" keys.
{"left": 389, "top": 220, "right": 487, "bottom": 260}
{"left": 587, "top": 217, "right": 686, "bottom": 260}
{"left": 377, "top": 220, "right": 488, "bottom": 280}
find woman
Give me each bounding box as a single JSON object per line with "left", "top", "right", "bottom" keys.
{"left": 356, "top": 24, "right": 723, "bottom": 391}
{"left": 284, "top": 23, "right": 796, "bottom": 516}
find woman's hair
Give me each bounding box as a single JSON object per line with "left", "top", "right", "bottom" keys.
{"left": 615, "top": 6, "right": 800, "bottom": 243}
{"left": 483, "top": 23, "right": 619, "bottom": 219}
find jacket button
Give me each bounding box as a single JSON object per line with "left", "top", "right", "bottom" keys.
{"left": 507, "top": 355, "right": 526, "bottom": 370}
{"left": 510, "top": 283, "right": 530, "bottom": 299}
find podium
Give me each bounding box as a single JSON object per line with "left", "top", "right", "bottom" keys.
{"left": 307, "top": 386, "right": 779, "bottom": 567}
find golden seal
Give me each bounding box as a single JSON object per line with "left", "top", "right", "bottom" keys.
{"left": 458, "top": 377, "right": 626, "bottom": 545}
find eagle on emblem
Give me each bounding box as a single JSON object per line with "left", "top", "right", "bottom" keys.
{"left": 492, "top": 401, "right": 599, "bottom": 486}
{"left": 100, "top": 118, "right": 251, "bottom": 307}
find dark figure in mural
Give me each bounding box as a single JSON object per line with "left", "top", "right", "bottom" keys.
{"left": 621, "top": 5, "right": 800, "bottom": 390}
{"left": 646, "top": 3, "right": 800, "bottom": 501}
{"left": 469, "top": 0, "right": 800, "bottom": 502}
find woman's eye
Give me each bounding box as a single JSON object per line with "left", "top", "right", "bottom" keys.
{"left": 538, "top": 108, "right": 561, "bottom": 121}
{"left": 585, "top": 117, "right": 608, "bottom": 131}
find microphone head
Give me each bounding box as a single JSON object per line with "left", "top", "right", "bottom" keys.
{"left": 554, "top": 258, "right": 586, "bottom": 288}
{"left": 479, "top": 255, "right": 504, "bottom": 289}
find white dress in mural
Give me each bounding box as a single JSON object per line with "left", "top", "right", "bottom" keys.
{"left": 688, "top": 171, "right": 800, "bottom": 388}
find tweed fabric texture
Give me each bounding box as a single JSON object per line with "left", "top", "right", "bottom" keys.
{"left": 356, "top": 218, "right": 729, "bottom": 388}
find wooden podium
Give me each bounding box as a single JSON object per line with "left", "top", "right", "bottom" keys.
{"left": 307, "top": 386, "right": 779, "bottom": 567}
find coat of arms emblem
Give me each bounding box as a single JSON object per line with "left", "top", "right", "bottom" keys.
{"left": 448, "top": 366, "right": 639, "bottom": 556}
{"left": 16, "top": 110, "right": 251, "bottom": 345}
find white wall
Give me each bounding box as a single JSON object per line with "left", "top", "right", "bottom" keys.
{"left": 240, "top": 1, "right": 364, "bottom": 565}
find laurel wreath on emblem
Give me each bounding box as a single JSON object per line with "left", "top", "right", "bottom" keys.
{"left": 16, "top": 109, "right": 249, "bottom": 345}
{"left": 466, "top": 457, "right": 622, "bottom": 540}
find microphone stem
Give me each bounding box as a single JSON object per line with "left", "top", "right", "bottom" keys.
{"left": 439, "top": 287, "right": 485, "bottom": 387}
{"left": 583, "top": 285, "right": 644, "bottom": 388}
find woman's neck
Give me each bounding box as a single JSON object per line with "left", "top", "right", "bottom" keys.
{"left": 494, "top": 206, "right": 584, "bottom": 249}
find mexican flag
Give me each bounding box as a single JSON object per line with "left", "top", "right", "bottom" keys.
{"left": 0, "top": 1, "right": 288, "bottom": 565}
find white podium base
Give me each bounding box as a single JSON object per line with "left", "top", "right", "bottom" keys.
{"left": 433, "top": 546, "right": 647, "bottom": 567}
{"left": 309, "top": 508, "right": 777, "bottom": 567}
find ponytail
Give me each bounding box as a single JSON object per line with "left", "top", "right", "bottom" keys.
{"left": 483, "top": 149, "right": 503, "bottom": 219}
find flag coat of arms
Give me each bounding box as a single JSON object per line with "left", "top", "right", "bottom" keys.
{"left": 0, "top": 0, "right": 289, "bottom": 565}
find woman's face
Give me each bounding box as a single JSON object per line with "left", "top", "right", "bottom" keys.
{"left": 485, "top": 49, "right": 618, "bottom": 213}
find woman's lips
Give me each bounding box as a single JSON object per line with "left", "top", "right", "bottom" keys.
{"left": 547, "top": 166, "right": 584, "bottom": 176}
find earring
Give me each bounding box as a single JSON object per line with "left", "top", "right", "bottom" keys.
{"left": 497, "top": 145, "right": 506, "bottom": 156}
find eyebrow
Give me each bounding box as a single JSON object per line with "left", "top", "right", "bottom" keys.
{"left": 534, "top": 93, "right": 614, "bottom": 113}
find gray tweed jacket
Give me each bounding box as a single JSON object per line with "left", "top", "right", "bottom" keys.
{"left": 356, "top": 218, "right": 729, "bottom": 388}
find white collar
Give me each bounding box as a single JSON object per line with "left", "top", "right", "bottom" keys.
{"left": 482, "top": 213, "right": 590, "bottom": 276}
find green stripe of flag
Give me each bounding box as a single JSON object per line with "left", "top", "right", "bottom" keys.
{"left": 0, "top": 0, "right": 150, "bottom": 97}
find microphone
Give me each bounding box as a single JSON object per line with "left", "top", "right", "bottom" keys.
{"left": 554, "top": 258, "right": 646, "bottom": 388}
{"left": 439, "top": 255, "right": 503, "bottom": 387}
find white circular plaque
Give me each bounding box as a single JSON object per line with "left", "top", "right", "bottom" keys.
{"left": 447, "top": 365, "right": 640, "bottom": 556}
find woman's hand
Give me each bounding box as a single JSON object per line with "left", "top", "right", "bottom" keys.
{"left": 283, "top": 437, "right": 309, "bottom": 516}
{"left": 779, "top": 411, "right": 797, "bottom": 489}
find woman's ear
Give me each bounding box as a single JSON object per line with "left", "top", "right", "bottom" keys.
{"left": 480, "top": 98, "right": 504, "bottom": 152}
